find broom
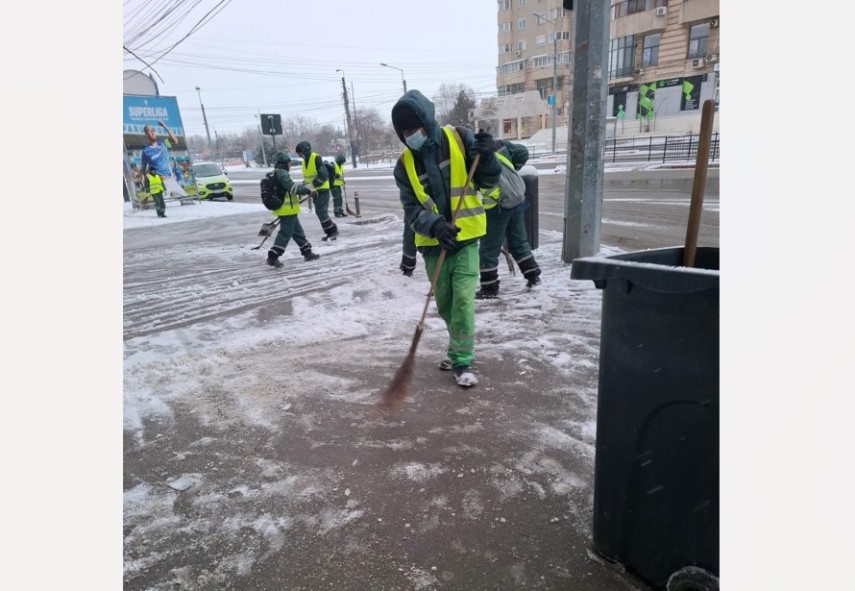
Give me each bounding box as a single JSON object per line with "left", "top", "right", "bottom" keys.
{"left": 377, "top": 154, "right": 481, "bottom": 417}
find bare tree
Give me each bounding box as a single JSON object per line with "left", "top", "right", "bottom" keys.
{"left": 433, "top": 83, "right": 475, "bottom": 125}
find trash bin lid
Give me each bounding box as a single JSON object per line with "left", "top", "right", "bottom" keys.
{"left": 570, "top": 246, "right": 719, "bottom": 294}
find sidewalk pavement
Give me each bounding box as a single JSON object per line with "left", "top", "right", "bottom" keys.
{"left": 123, "top": 211, "right": 656, "bottom": 591}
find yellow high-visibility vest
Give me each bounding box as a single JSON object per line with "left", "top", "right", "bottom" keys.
{"left": 301, "top": 154, "right": 330, "bottom": 190}
{"left": 479, "top": 151, "right": 516, "bottom": 210}
{"left": 401, "top": 126, "right": 485, "bottom": 247}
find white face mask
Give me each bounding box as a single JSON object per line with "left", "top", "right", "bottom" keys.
{"left": 405, "top": 129, "right": 427, "bottom": 151}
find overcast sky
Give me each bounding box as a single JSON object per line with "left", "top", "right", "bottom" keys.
{"left": 123, "top": 0, "right": 500, "bottom": 137}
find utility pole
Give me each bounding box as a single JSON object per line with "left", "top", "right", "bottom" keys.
{"left": 255, "top": 111, "right": 267, "bottom": 167}
{"left": 534, "top": 13, "right": 561, "bottom": 154}
{"left": 195, "top": 86, "right": 213, "bottom": 158}
{"left": 552, "top": 34, "right": 558, "bottom": 154}
{"left": 562, "top": 0, "right": 609, "bottom": 261}
{"left": 351, "top": 81, "right": 360, "bottom": 163}
{"left": 337, "top": 69, "right": 357, "bottom": 168}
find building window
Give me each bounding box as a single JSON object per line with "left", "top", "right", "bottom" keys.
{"left": 532, "top": 55, "right": 552, "bottom": 68}
{"left": 517, "top": 40, "right": 527, "bottom": 51}
{"left": 500, "top": 43, "right": 513, "bottom": 53}
{"left": 498, "top": 60, "right": 526, "bottom": 75}
{"left": 536, "top": 34, "right": 546, "bottom": 47}
{"left": 642, "top": 33, "right": 660, "bottom": 66}
{"left": 536, "top": 79, "right": 550, "bottom": 100}
{"left": 518, "top": 0, "right": 526, "bottom": 7}
{"left": 549, "top": 31, "right": 570, "bottom": 42}
{"left": 518, "top": 18, "right": 527, "bottom": 30}
{"left": 500, "top": 22, "right": 512, "bottom": 32}
{"left": 558, "top": 50, "right": 572, "bottom": 64}
{"left": 498, "top": 84, "right": 525, "bottom": 96}
{"left": 502, "top": 0, "right": 512, "bottom": 10}
{"left": 608, "top": 35, "right": 636, "bottom": 79}
{"left": 687, "top": 23, "right": 710, "bottom": 59}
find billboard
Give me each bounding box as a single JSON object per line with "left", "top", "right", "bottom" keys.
{"left": 123, "top": 94, "right": 188, "bottom": 150}
{"left": 123, "top": 94, "right": 195, "bottom": 200}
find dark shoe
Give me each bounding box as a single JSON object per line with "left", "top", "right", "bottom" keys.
{"left": 303, "top": 252, "right": 320, "bottom": 261}
{"left": 438, "top": 359, "right": 452, "bottom": 371}
{"left": 266, "top": 254, "right": 283, "bottom": 268}
{"left": 526, "top": 275, "right": 542, "bottom": 288}
{"left": 157, "top": 212, "right": 166, "bottom": 218}
{"left": 334, "top": 211, "right": 347, "bottom": 218}
{"left": 322, "top": 230, "right": 339, "bottom": 242}
{"left": 476, "top": 283, "right": 500, "bottom": 299}
{"left": 453, "top": 365, "right": 479, "bottom": 387}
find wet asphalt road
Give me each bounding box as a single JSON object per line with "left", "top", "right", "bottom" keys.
{"left": 220, "top": 164, "right": 719, "bottom": 253}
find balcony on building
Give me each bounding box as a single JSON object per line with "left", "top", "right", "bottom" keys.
{"left": 610, "top": 0, "right": 668, "bottom": 38}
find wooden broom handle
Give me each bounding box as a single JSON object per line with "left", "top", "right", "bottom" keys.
{"left": 683, "top": 99, "right": 716, "bottom": 267}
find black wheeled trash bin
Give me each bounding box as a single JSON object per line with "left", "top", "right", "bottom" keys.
{"left": 519, "top": 164, "right": 538, "bottom": 250}
{"left": 570, "top": 246, "right": 720, "bottom": 591}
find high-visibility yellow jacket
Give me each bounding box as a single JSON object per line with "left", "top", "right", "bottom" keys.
{"left": 301, "top": 153, "right": 330, "bottom": 190}
{"left": 401, "top": 126, "right": 486, "bottom": 247}
{"left": 146, "top": 172, "right": 164, "bottom": 195}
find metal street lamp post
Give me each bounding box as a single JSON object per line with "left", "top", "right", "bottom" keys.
{"left": 195, "top": 86, "right": 213, "bottom": 157}
{"left": 380, "top": 62, "right": 407, "bottom": 94}
{"left": 534, "top": 13, "right": 561, "bottom": 154}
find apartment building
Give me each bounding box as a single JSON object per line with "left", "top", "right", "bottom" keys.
{"left": 487, "top": 0, "right": 720, "bottom": 141}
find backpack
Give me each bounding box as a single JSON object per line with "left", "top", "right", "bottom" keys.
{"left": 496, "top": 159, "right": 526, "bottom": 210}
{"left": 324, "top": 160, "right": 336, "bottom": 186}
{"left": 260, "top": 172, "right": 285, "bottom": 210}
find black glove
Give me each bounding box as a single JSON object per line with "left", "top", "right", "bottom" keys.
{"left": 471, "top": 129, "right": 496, "bottom": 159}
{"left": 399, "top": 254, "right": 415, "bottom": 277}
{"left": 432, "top": 219, "right": 461, "bottom": 252}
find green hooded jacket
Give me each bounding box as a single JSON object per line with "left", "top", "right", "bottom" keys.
{"left": 391, "top": 89, "right": 501, "bottom": 258}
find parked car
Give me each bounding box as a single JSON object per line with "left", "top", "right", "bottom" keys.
{"left": 192, "top": 162, "right": 233, "bottom": 201}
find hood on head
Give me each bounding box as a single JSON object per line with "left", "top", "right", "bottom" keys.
{"left": 335, "top": 152, "right": 346, "bottom": 165}
{"left": 391, "top": 89, "right": 439, "bottom": 146}
{"left": 274, "top": 151, "right": 291, "bottom": 168}
{"left": 295, "top": 141, "right": 312, "bottom": 158}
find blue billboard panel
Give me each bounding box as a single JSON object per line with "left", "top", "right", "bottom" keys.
{"left": 123, "top": 95, "right": 187, "bottom": 150}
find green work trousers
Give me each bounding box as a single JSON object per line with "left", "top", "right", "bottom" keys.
{"left": 423, "top": 242, "right": 479, "bottom": 368}
{"left": 331, "top": 185, "right": 344, "bottom": 214}
{"left": 150, "top": 190, "right": 166, "bottom": 216}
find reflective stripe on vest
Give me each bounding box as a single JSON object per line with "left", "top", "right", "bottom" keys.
{"left": 401, "top": 127, "right": 486, "bottom": 247}
{"left": 480, "top": 151, "right": 516, "bottom": 210}
{"left": 301, "top": 154, "right": 330, "bottom": 190}
{"left": 334, "top": 161, "right": 344, "bottom": 187}
{"left": 272, "top": 189, "right": 301, "bottom": 216}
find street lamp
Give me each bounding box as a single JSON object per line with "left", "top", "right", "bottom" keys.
{"left": 195, "top": 86, "right": 213, "bottom": 157}
{"left": 534, "top": 13, "right": 561, "bottom": 154}
{"left": 380, "top": 62, "right": 407, "bottom": 94}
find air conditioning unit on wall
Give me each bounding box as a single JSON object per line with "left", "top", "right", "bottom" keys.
{"left": 655, "top": 6, "right": 667, "bottom": 16}
{"left": 692, "top": 58, "right": 705, "bottom": 68}
{"left": 706, "top": 54, "right": 718, "bottom": 63}
{"left": 709, "top": 18, "right": 719, "bottom": 27}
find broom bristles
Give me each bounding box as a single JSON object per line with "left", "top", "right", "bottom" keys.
{"left": 376, "top": 325, "right": 423, "bottom": 417}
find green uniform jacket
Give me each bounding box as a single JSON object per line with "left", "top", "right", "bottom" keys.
{"left": 392, "top": 90, "right": 501, "bottom": 258}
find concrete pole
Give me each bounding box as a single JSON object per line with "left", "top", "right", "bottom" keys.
{"left": 195, "top": 86, "right": 213, "bottom": 157}
{"left": 551, "top": 35, "right": 558, "bottom": 154}
{"left": 561, "top": 0, "right": 609, "bottom": 262}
